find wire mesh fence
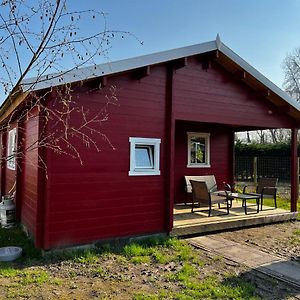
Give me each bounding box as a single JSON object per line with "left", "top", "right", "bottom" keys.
{"left": 235, "top": 156, "right": 292, "bottom": 182}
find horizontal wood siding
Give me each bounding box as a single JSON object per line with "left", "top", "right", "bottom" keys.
{"left": 35, "top": 54, "right": 299, "bottom": 248}
{"left": 44, "top": 66, "right": 167, "bottom": 248}
{"left": 21, "top": 111, "right": 39, "bottom": 238}
{"left": 173, "top": 57, "right": 294, "bottom": 128}
{"left": 174, "top": 121, "right": 232, "bottom": 203}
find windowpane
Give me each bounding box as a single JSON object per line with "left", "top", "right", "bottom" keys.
{"left": 135, "top": 145, "right": 154, "bottom": 168}
{"left": 7, "top": 128, "right": 17, "bottom": 170}
{"left": 129, "top": 137, "right": 161, "bottom": 176}
{"left": 190, "top": 137, "right": 206, "bottom": 164}
{"left": 187, "top": 132, "right": 210, "bottom": 167}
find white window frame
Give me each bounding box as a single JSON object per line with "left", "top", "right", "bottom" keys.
{"left": 7, "top": 128, "right": 17, "bottom": 170}
{"left": 129, "top": 137, "right": 161, "bottom": 176}
{"left": 187, "top": 132, "right": 210, "bottom": 168}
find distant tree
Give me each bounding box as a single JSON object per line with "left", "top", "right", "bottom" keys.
{"left": 236, "top": 129, "right": 291, "bottom": 145}
{"left": 243, "top": 47, "right": 300, "bottom": 145}
{"left": 246, "top": 131, "right": 252, "bottom": 143}
{"left": 268, "top": 129, "right": 290, "bottom": 143}
{"left": 282, "top": 47, "right": 300, "bottom": 102}
{"left": 256, "top": 130, "right": 266, "bottom": 144}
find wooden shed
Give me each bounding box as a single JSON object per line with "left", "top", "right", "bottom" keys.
{"left": 0, "top": 36, "right": 299, "bottom": 249}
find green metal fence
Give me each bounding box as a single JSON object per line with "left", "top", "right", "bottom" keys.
{"left": 235, "top": 156, "right": 292, "bottom": 182}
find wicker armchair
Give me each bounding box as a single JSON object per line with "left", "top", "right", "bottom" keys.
{"left": 190, "top": 180, "right": 230, "bottom": 216}
{"left": 243, "top": 178, "right": 278, "bottom": 210}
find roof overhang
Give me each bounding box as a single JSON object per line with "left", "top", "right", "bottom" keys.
{"left": 0, "top": 91, "right": 29, "bottom": 124}
{"left": 1, "top": 35, "right": 300, "bottom": 125}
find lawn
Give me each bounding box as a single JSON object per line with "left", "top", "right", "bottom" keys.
{"left": 0, "top": 225, "right": 299, "bottom": 299}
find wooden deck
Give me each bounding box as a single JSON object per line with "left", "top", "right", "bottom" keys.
{"left": 171, "top": 200, "right": 298, "bottom": 237}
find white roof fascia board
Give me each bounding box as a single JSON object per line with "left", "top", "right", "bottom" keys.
{"left": 21, "top": 41, "right": 217, "bottom": 92}
{"left": 218, "top": 42, "right": 300, "bottom": 111}
{"left": 20, "top": 37, "right": 300, "bottom": 114}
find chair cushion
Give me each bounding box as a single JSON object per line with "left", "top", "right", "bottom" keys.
{"left": 210, "top": 194, "right": 228, "bottom": 203}
{"left": 185, "top": 175, "right": 217, "bottom": 193}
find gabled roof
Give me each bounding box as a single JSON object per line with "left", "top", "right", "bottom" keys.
{"left": 21, "top": 40, "right": 217, "bottom": 91}
{"left": 2, "top": 35, "right": 300, "bottom": 123}
{"left": 21, "top": 35, "right": 300, "bottom": 113}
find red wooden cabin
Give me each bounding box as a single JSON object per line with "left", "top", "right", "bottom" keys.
{"left": 0, "top": 37, "right": 299, "bottom": 249}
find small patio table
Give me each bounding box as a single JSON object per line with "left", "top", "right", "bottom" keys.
{"left": 217, "top": 192, "right": 260, "bottom": 215}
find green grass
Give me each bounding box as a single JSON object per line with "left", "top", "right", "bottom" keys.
{"left": 176, "top": 275, "right": 259, "bottom": 300}
{"left": 235, "top": 183, "right": 300, "bottom": 212}
{"left": 135, "top": 262, "right": 259, "bottom": 300}
{"left": 293, "top": 229, "right": 300, "bottom": 235}
{"left": 0, "top": 224, "right": 41, "bottom": 260}
{"left": 0, "top": 266, "right": 20, "bottom": 277}
{"left": 290, "top": 228, "right": 300, "bottom": 245}
{"left": 0, "top": 229, "right": 263, "bottom": 299}
{"left": 0, "top": 268, "right": 50, "bottom": 285}
{"left": 122, "top": 237, "right": 202, "bottom": 265}
{"left": 264, "top": 196, "right": 292, "bottom": 211}
{"left": 19, "top": 270, "right": 49, "bottom": 285}
{"left": 73, "top": 249, "right": 99, "bottom": 264}
{"left": 92, "top": 266, "right": 106, "bottom": 277}
{"left": 169, "top": 262, "right": 198, "bottom": 282}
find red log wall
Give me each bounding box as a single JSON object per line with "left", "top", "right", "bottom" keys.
{"left": 174, "top": 121, "right": 233, "bottom": 203}
{"left": 25, "top": 55, "right": 297, "bottom": 248}
{"left": 20, "top": 110, "right": 40, "bottom": 239}
{"left": 43, "top": 66, "right": 168, "bottom": 248}
{"left": 172, "top": 57, "right": 294, "bottom": 128}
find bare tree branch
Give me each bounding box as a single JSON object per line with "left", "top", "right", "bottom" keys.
{"left": 0, "top": 0, "right": 141, "bottom": 194}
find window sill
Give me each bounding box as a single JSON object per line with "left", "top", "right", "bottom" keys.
{"left": 187, "top": 164, "right": 211, "bottom": 168}
{"left": 129, "top": 170, "right": 161, "bottom": 176}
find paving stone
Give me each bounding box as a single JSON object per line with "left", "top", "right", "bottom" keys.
{"left": 260, "top": 261, "right": 300, "bottom": 283}
{"left": 189, "top": 236, "right": 237, "bottom": 250}
{"left": 188, "top": 235, "right": 300, "bottom": 289}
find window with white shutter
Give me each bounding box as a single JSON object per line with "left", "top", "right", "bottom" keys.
{"left": 7, "top": 128, "right": 17, "bottom": 170}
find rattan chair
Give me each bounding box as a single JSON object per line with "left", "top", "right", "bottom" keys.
{"left": 243, "top": 178, "right": 278, "bottom": 210}
{"left": 190, "top": 180, "right": 230, "bottom": 216}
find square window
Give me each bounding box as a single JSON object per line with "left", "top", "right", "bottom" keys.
{"left": 187, "top": 132, "right": 210, "bottom": 168}
{"left": 7, "top": 128, "right": 17, "bottom": 170}
{"left": 135, "top": 145, "right": 154, "bottom": 169}
{"left": 129, "top": 137, "right": 161, "bottom": 176}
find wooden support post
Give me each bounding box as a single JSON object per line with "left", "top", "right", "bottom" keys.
{"left": 291, "top": 128, "right": 298, "bottom": 212}
{"left": 165, "top": 64, "right": 175, "bottom": 233}
{"left": 229, "top": 131, "right": 235, "bottom": 186}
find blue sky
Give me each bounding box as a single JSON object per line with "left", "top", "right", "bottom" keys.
{"left": 74, "top": 0, "right": 300, "bottom": 88}
{"left": 1, "top": 0, "right": 300, "bottom": 104}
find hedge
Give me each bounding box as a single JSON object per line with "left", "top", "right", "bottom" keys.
{"left": 235, "top": 141, "right": 300, "bottom": 156}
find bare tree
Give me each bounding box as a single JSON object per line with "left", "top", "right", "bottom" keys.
{"left": 243, "top": 47, "right": 300, "bottom": 146}
{"left": 269, "top": 129, "right": 278, "bottom": 143}
{"left": 256, "top": 130, "right": 266, "bottom": 144}
{"left": 282, "top": 47, "right": 300, "bottom": 102}
{"left": 0, "top": 0, "right": 140, "bottom": 187}
{"left": 268, "top": 129, "right": 290, "bottom": 143}
{"left": 246, "top": 131, "right": 251, "bottom": 143}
